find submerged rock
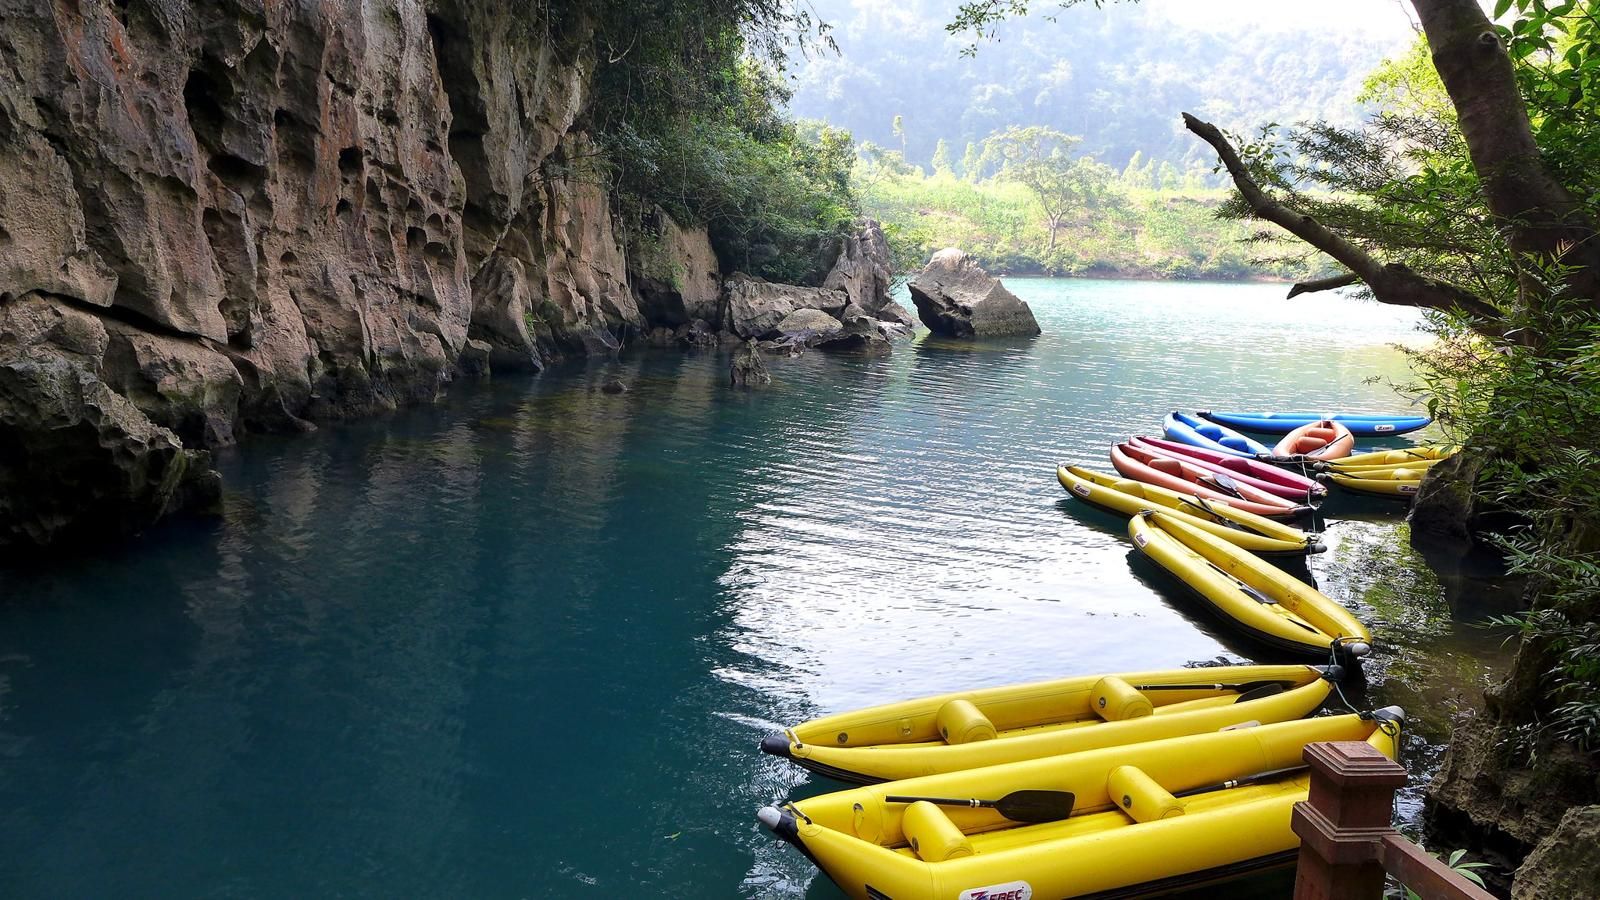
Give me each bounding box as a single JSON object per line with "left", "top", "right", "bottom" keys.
{"left": 600, "top": 378, "right": 628, "bottom": 395}
{"left": 729, "top": 340, "right": 771, "bottom": 387}
{"left": 908, "top": 248, "right": 1041, "bottom": 337}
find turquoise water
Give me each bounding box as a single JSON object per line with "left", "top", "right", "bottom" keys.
{"left": 0, "top": 278, "right": 1509, "bottom": 897}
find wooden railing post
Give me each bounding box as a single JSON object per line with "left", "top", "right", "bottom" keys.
{"left": 1291, "top": 740, "right": 1408, "bottom": 900}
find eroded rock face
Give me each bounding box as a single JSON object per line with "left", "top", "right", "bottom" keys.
{"left": 0, "top": 0, "right": 699, "bottom": 547}
{"left": 1513, "top": 805, "right": 1600, "bottom": 899}
{"left": 909, "top": 248, "right": 1040, "bottom": 337}
{"left": 0, "top": 0, "right": 908, "bottom": 548}
{"left": 630, "top": 207, "right": 723, "bottom": 326}
{"left": 823, "top": 219, "right": 894, "bottom": 316}
{"left": 0, "top": 295, "right": 219, "bottom": 550}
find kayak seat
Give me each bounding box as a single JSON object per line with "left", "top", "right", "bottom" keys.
{"left": 1306, "top": 427, "right": 1336, "bottom": 442}
{"left": 936, "top": 699, "right": 997, "bottom": 744}
{"left": 902, "top": 801, "right": 974, "bottom": 861}
{"left": 1090, "top": 676, "right": 1152, "bottom": 722}
{"left": 1108, "top": 765, "right": 1186, "bottom": 823}
{"left": 1149, "top": 459, "right": 1182, "bottom": 476}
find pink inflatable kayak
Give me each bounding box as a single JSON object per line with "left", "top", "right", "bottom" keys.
{"left": 1110, "top": 443, "right": 1312, "bottom": 519}
{"left": 1129, "top": 436, "right": 1326, "bottom": 500}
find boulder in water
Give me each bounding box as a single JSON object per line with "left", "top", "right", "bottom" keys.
{"left": 723, "top": 273, "right": 848, "bottom": 339}
{"left": 730, "top": 340, "right": 771, "bottom": 387}
{"left": 772, "top": 308, "right": 845, "bottom": 345}
{"left": 908, "top": 248, "right": 1040, "bottom": 337}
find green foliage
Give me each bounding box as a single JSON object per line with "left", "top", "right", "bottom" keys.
{"left": 1494, "top": 0, "right": 1600, "bottom": 209}
{"left": 856, "top": 156, "right": 1314, "bottom": 280}
{"left": 562, "top": 0, "right": 858, "bottom": 283}
{"left": 1215, "top": 3, "right": 1600, "bottom": 308}
{"left": 1385, "top": 848, "right": 1491, "bottom": 899}
{"left": 1406, "top": 287, "right": 1600, "bottom": 751}
{"left": 790, "top": 0, "right": 1400, "bottom": 177}
{"left": 982, "top": 126, "right": 1116, "bottom": 253}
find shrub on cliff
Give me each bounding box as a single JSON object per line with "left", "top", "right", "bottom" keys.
{"left": 553, "top": 0, "right": 858, "bottom": 284}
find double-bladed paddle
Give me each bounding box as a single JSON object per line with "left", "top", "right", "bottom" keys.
{"left": 885, "top": 764, "right": 1312, "bottom": 825}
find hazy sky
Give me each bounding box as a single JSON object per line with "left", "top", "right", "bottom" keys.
{"left": 1143, "top": 0, "right": 1421, "bottom": 37}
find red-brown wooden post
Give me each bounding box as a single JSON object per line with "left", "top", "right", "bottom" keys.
{"left": 1291, "top": 740, "right": 1408, "bottom": 900}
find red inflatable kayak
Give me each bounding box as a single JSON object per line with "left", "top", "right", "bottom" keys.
{"left": 1271, "top": 419, "right": 1355, "bottom": 462}
{"left": 1129, "top": 436, "right": 1326, "bottom": 501}
{"left": 1110, "top": 443, "right": 1313, "bottom": 519}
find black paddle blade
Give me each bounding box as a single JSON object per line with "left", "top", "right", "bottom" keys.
{"left": 992, "top": 789, "right": 1076, "bottom": 823}
{"left": 1233, "top": 682, "right": 1287, "bottom": 703}
{"left": 1208, "top": 471, "right": 1243, "bottom": 497}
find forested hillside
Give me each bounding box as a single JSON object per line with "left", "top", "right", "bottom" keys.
{"left": 788, "top": 0, "right": 1413, "bottom": 175}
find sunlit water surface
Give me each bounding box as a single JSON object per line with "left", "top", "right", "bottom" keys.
{"left": 0, "top": 278, "right": 1511, "bottom": 897}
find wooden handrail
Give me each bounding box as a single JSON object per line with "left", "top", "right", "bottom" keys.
{"left": 1378, "top": 834, "right": 1497, "bottom": 900}
{"left": 1291, "top": 740, "right": 1496, "bottom": 900}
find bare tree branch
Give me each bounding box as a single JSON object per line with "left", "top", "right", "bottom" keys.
{"left": 1182, "top": 112, "right": 1505, "bottom": 324}
{"left": 1287, "top": 272, "right": 1361, "bottom": 299}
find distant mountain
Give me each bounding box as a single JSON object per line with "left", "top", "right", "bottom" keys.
{"left": 786, "top": 0, "right": 1414, "bottom": 171}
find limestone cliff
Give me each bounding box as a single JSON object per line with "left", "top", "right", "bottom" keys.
{"left": 0, "top": 0, "right": 698, "bottom": 548}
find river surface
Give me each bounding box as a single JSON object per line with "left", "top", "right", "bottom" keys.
{"left": 0, "top": 278, "right": 1512, "bottom": 897}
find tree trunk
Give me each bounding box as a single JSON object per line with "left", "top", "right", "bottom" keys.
{"left": 1411, "top": 0, "right": 1600, "bottom": 308}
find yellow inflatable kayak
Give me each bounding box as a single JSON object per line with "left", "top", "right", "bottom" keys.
{"left": 1322, "top": 472, "right": 1424, "bottom": 499}
{"left": 1329, "top": 445, "right": 1456, "bottom": 468}
{"left": 1057, "top": 465, "right": 1323, "bottom": 557}
{"left": 1129, "top": 511, "right": 1371, "bottom": 661}
{"left": 1319, "top": 457, "right": 1445, "bottom": 475}
{"left": 760, "top": 664, "right": 1338, "bottom": 784}
{"left": 758, "top": 709, "right": 1403, "bottom": 900}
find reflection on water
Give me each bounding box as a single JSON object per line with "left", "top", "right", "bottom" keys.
{"left": 0, "top": 279, "right": 1508, "bottom": 897}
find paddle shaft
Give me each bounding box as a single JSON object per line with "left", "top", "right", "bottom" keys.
{"left": 1173, "top": 765, "right": 1308, "bottom": 798}
{"left": 885, "top": 795, "right": 999, "bottom": 809}
{"left": 884, "top": 789, "right": 1076, "bottom": 823}
{"left": 1135, "top": 680, "right": 1283, "bottom": 692}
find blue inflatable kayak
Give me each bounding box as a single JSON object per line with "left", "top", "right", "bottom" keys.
{"left": 1198, "top": 411, "right": 1433, "bottom": 437}
{"left": 1162, "top": 411, "right": 1273, "bottom": 459}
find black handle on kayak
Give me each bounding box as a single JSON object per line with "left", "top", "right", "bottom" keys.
{"left": 884, "top": 789, "right": 1076, "bottom": 823}
{"left": 1134, "top": 680, "right": 1286, "bottom": 693}
{"left": 1201, "top": 559, "right": 1278, "bottom": 605}
{"left": 1171, "top": 765, "right": 1308, "bottom": 798}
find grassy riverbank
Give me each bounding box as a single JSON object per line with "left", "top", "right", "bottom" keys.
{"left": 860, "top": 171, "right": 1319, "bottom": 281}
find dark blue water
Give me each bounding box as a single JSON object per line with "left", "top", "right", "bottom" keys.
{"left": 0, "top": 279, "right": 1509, "bottom": 897}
